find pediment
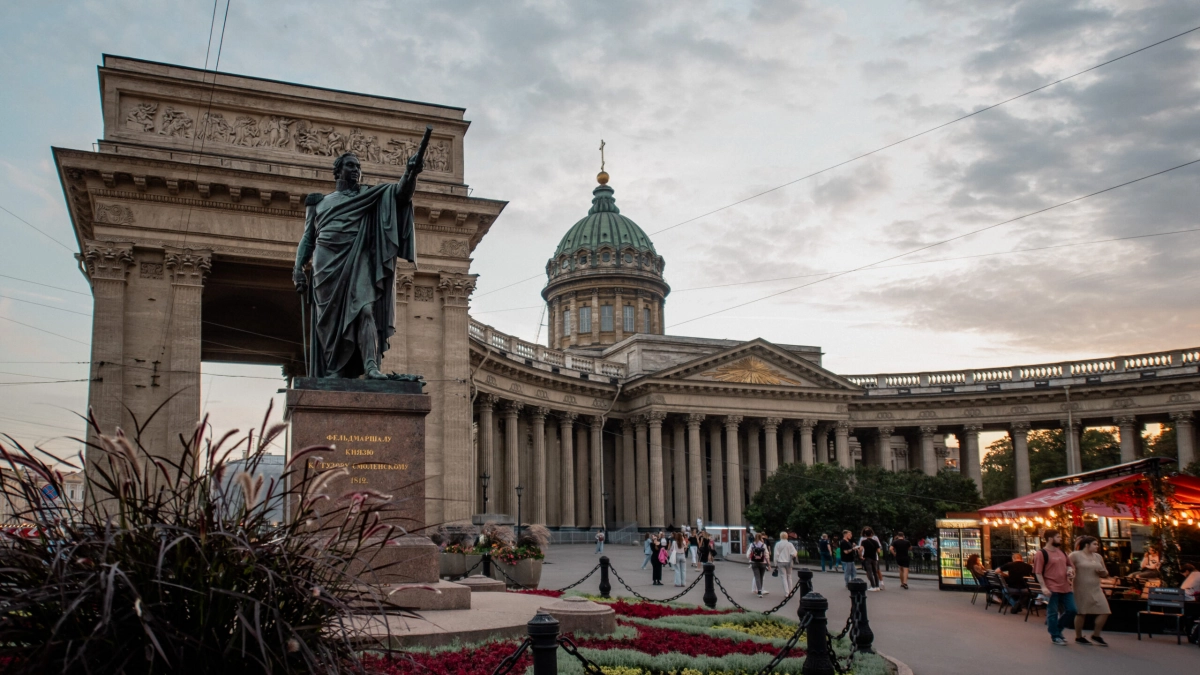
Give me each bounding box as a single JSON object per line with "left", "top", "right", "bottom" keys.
{"left": 653, "top": 339, "right": 860, "bottom": 391}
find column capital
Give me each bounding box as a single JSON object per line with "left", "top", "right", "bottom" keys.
{"left": 1010, "top": 421, "right": 1031, "bottom": 433}
{"left": 478, "top": 392, "right": 499, "bottom": 409}
{"left": 558, "top": 411, "right": 578, "bottom": 426}
{"left": 589, "top": 414, "right": 604, "bottom": 428}
{"left": 438, "top": 271, "right": 478, "bottom": 307}
{"left": 963, "top": 423, "right": 984, "bottom": 433}
{"left": 919, "top": 425, "right": 938, "bottom": 437}
{"left": 503, "top": 400, "right": 524, "bottom": 417}
{"left": 798, "top": 418, "right": 817, "bottom": 431}
{"left": 78, "top": 240, "right": 134, "bottom": 282}
{"left": 686, "top": 413, "right": 706, "bottom": 428}
{"left": 836, "top": 420, "right": 853, "bottom": 432}
{"left": 646, "top": 410, "right": 667, "bottom": 425}
{"left": 529, "top": 406, "right": 550, "bottom": 421}
{"left": 1060, "top": 418, "right": 1081, "bottom": 431}
{"left": 632, "top": 414, "right": 647, "bottom": 427}
{"left": 164, "top": 246, "right": 213, "bottom": 286}
{"left": 877, "top": 426, "right": 894, "bottom": 438}
{"left": 1170, "top": 411, "right": 1195, "bottom": 424}
{"left": 763, "top": 417, "right": 782, "bottom": 430}
{"left": 723, "top": 415, "right": 743, "bottom": 429}
{"left": 1114, "top": 414, "right": 1137, "bottom": 426}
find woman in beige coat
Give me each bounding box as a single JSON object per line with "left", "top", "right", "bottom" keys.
{"left": 1069, "top": 536, "right": 1111, "bottom": 646}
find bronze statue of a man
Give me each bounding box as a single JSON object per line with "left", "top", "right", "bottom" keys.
{"left": 293, "top": 127, "right": 430, "bottom": 379}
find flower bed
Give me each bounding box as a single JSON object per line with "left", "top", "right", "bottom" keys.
{"left": 511, "top": 588, "right": 564, "bottom": 598}
{"left": 710, "top": 619, "right": 797, "bottom": 640}
{"left": 607, "top": 599, "right": 730, "bottom": 620}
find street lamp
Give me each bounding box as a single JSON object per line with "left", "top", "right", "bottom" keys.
{"left": 515, "top": 485, "right": 525, "bottom": 541}
{"left": 480, "top": 472, "right": 491, "bottom": 514}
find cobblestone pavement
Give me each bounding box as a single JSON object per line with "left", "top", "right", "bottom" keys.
{"left": 542, "top": 543, "right": 1198, "bottom": 675}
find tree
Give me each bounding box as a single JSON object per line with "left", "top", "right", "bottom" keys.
{"left": 745, "top": 463, "right": 982, "bottom": 545}
{"left": 980, "top": 428, "right": 1121, "bottom": 504}
{"left": 1143, "top": 422, "right": 1177, "bottom": 459}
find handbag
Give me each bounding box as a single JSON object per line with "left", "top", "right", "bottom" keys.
{"left": 658, "top": 548, "right": 669, "bottom": 564}
{"left": 771, "top": 567, "right": 779, "bottom": 577}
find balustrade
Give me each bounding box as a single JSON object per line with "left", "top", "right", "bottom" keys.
{"left": 468, "top": 317, "right": 625, "bottom": 377}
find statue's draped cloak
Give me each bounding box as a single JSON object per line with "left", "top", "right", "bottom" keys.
{"left": 299, "top": 182, "right": 416, "bottom": 377}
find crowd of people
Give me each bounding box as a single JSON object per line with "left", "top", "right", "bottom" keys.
{"left": 640, "top": 528, "right": 718, "bottom": 586}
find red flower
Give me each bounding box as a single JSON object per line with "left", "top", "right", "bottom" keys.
{"left": 576, "top": 622, "right": 791, "bottom": 658}
{"left": 366, "top": 640, "right": 527, "bottom": 675}
{"left": 608, "top": 600, "right": 731, "bottom": 620}
{"left": 511, "top": 589, "right": 563, "bottom": 598}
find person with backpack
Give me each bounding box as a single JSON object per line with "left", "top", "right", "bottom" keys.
{"left": 818, "top": 534, "right": 833, "bottom": 572}
{"left": 838, "top": 530, "right": 859, "bottom": 585}
{"left": 1034, "top": 529, "right": 1077, "bottom": 646}
{"left": 747, "top": 533, "right": 772, "bottom": 597}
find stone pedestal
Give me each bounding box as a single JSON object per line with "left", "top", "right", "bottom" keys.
{"left": 538, "top": 596, "right": 616, "bottom": 635}
{"left": 459, "top": 574, "right": 507, "bottom": 592}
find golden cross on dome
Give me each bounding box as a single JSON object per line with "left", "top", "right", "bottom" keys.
{"left": 599, "top": 139, "right": 606, "bottom": 171}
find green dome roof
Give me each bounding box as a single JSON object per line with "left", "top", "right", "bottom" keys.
{"left": 553, "top": 184, "right": 656, "bottom": 257}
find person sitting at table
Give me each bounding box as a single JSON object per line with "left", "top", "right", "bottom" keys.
{"left": 1134, "top": 546, "right": 1161, "bottom": 579}
{"left": 1181, "top": 563, "right": 1200, "bottom": 600}
{"left": 997, "top": 553, "right": 1034, "bottom": 612}
{"left": 967, "top": 553, "right": 987, "bottom": 580}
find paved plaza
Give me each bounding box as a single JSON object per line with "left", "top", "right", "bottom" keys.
{"left": 539, "top": 544, "right": 1198, "bottom": 675}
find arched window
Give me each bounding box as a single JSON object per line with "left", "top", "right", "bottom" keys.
{"left": 601, "top": 250, "right": 611, "bottom": 263}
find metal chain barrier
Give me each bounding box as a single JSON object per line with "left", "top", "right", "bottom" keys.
{"left": 557, "top": 635, "right": 607, "bottom": 675}
{"left": 758, "top": 575, "right": 804, "bottom": 616}
{"left": 826, "top": 594, "right": 863, "bottom": 674}
{"left": 492, "top": 560, "right": 527, "bottom": 588}
{"left": 711, "top": 574, "right": 748, "bottom": 612}
{"left": 489, "top": 637, "right": 533, "bottom": 675}
{"left": 753, "top": 613, "right": 811, "bottom": 675}
{"left": 608, "top": 565, "right": 704, "bottom": 604}
{"left": 554, "top": 563, "right": 601, "bottom": 592}
{"left": 831, "top": 614, "right": 853, "bottom": 640}
{"left": 449, "top": 557, "right": 484, "bottom": 581}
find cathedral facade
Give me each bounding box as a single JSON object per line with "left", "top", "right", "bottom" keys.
{"left": 57, "top": 57, "right": 1200, "bottom": 531}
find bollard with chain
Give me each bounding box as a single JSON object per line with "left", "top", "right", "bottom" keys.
{"left": 796, "top": 568, "right": 813, "bottom": 623}
{"left": 702, "top": 562, "right": 718, "bottom": 609}
{"left": 846, "top": 578, "right": 874, "bottom": 654}
{"left": 527, "top": 612, "right": 560, "bottom": 675}
{"left": 598, "top": 556, "right": 612, "bottom": 598}
{"left": 800, "top": 592, "right": 835, "bottom": 675}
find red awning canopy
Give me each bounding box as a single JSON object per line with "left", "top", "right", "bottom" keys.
{"left": 979, "top": 474, "right": 1136, "bottom": 515}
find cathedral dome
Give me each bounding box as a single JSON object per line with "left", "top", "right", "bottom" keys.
{"left": 552, "top": 183, "right": 657, "bottom": 259}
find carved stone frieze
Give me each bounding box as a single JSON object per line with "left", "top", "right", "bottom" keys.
{"left": 413, "top": 286, "right": 435, "bottom": 302}
{"left": 562, "top": 395, "right": 577, "bottom": 405}
{"left": 78, "top": 241, "right": 134, "bottom": 282}
{"left": 439, "top": 239, "right": 469, "bottom": 258}
{"left": 120, "top": 97, "right": 454, "bottom": 173}
{"left": 535, "top": 389, "right": 549, "bottom": 400}
{"left": 1169, "top": 393, "right": 1194, "bottom": 403}
{"left": 918, "top": 410, "right": 937, "bottom": 419}
{"left": 1113, "top": 398, "right": 1137, "bottom": 409}
{"left": 164, "top": 247, "right": 213, "bottom": 286}
{"left": 94, "top": 203, "right": 135, "bottom": 225}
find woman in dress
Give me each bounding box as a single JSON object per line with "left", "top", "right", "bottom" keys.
{"left": 1069, "top": 535, "right": 1111, "bottom": 646}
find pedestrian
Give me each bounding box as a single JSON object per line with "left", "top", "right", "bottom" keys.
{"left": 889, "top": 532, "right": 912, "bottom": 589}
{"left": 1033, "top": 528, "right": 1077, "bottom": 646}
{"left": 774, "top": 531, "right": 797, "bottom": 594}
{"left": 818, "top": 533, "right": 833, "bottom": 572}
{"left": 859, "top": 527, "right": 882, "bottom": 591}
{"left": 1069, "top": 536, "right": 1110, "bottom": 646}
{"left": 748, "top": 533, "right": 772, "bottom": 597}
{"left": 670, "top": 532, "right": 688, "bottom": 586}
{"left": 689, "top": 529, "right": 700, "bottom": 569}
{"left": 595, "top": 530, "right": 605, "bottom": 554}
{"left": 698, "top": 532, "right": 717, "bottom": 565}
{"left": 838, "top": 530, "right": 858, "bottom": 585}
{"left": 650, "top": 535, "right": 665, "bottom": 585}
{"left": 641, "top": 533, "right": 652, "bottom": 569}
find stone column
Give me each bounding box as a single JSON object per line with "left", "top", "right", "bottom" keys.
{"left": 1011, "top": 421, "right": 1032, "bottom": 496}
{"left": 590, "top": 415, "right": 604, "bottom": 529}
{"left": 634, "top": 416, "right": 650, "bottom": 526}
{"left": 1116, "top": 415, "right": 1139, "bottom": 464}
{"left": 559, "top": 413, "right": 577, "bottom": 527}
{"left": 164, "top": 247, "right": 212, "bottom": 459}
{"left": 575, "top": 424, "right": 590, "bottom": 528}
{"left": 687, "top": 413, "right": 705, "bottom": 524}
{"left": 835, "top": 421, "right": 853, "bottom": 468}
{"left": 780, "top": 422, "right": 795, "bottom": 465}
{"left": 648, "top": 411, "right": 667, "bottom": 529}
{"left": 437, "top": 273, "right": 478, "bottom": 522}
{"left": 546, "top": 418, "right": 560, "bottom": 525}
{"left": 591, "top": 290, "right": 600, "bottom": 343}
{"left": 746, "top": 420, "right": 762, "bottom": 495}
{"left": 1061, "top": 418, "right": 1082, "bottom": 476}
{"left": 671, "top": 421, "right": 687, "bottom": 526}
{"left": 961, "top": 424, "right": 983, "bottom": 490}
{"left": 614, "top": 290, "right": 624, "bottom": 342}
{"left": 814, "top": 423, "right": 831, "bottom": 464}
{"left": 622, "top": 420, "right": 636, "bottom": 523}
{"left": 709, "top": 421, "right": 725, "bottom": 524}
{"left": 478, "top": 394, "right": 497, "bottom": 510}
{"left": 799, "top": 419, "right": 816, "bottom": 465}
{"left": 80, "top": 242, "right": 134, "bottom": 461}
{"left": 876, "top": 427, "right": 894, "bottom": 470}
{"left": 724, "top": 416, "right": 744, "bottom": 525}
{"left": 1172, "top": 411, "right": 1196, "bottom": 468}
{"left": 530, "top": 407, "right": 549, "bottom": 524}
{"left": 916, "top": 426, "right": 937, "bottom": 476}
{"left": 764, "top": 417, "right": 781, "bottom": 478}
{"left": 503, "top": 401, "right": 524, "bottom": 515}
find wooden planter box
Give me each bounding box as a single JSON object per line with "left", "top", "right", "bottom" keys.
{"left": 493, "top": 558, "right": 543, "bottom": 588}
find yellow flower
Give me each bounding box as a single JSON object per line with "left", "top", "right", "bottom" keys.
{"left": 710, "top": 620, "right": 799, "bottom": 640}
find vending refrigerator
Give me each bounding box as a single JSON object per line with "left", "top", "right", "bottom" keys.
{"left": 936, "top": 518, "right": 983, "bottom": 591}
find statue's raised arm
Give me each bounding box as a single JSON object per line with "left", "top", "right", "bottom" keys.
{"left": 396, "top": 126, "right": 432, "bottom": 211}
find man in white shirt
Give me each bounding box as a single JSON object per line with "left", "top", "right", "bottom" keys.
{"left": 774, "top": 531, "right": 798, "bottom": 594}
{"left": 1181, "top": 563, "right": 1200, "bottom": 600}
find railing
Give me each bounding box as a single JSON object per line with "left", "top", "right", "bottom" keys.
{"left": 845, "top": 346, "right": 1200, "bottom": 396}
{"left": 468, "top": 318, "right": 626, "bottom": 379}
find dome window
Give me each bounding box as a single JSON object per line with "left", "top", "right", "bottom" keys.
{"left": 601, "top": 251, "right": 611, "bottom": 263}
{"left": 579, "top": 255, "right": 588, "bottom": 266}
{"left": 623, "top": 253, "right": 633, "bottom": 264}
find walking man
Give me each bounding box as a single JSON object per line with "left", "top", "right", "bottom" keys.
{"left": 1034, "top": 529, "right": 1077, "bottom": 646}
{"left": 838, "top": 530, "right": 858, "bottom": 585}
{"left": 818, "top": 533, "right": 833, "bottom": 572}
{"left": 640, "top": 533, "right": 652, "bottom": 569}
{"left": 889, "top": 532, "right": 912, "bottom": 590}
{"left": 774, "top": 531, "right": 797, "bottom": 594}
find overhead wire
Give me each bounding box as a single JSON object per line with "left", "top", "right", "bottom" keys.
{"left": 0, "top": 203, "right": 75, "bottom": 253}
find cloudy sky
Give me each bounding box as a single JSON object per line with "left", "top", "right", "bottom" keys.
{"left": 0, "top": 0, "right": 1197, "bottom": 461}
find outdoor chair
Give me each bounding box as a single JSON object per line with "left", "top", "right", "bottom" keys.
{"left": 1138, "top": 587, "right": 1187, "bottom": 644}
{"left": 995, "top": 573, "right": 1025, "bottom": 615}
{"left": 1024, "top": 578, "right": 1046, "bottom": 623}
{"left": 983, "top": 572, "right": 1007, "bottom": 612}
{"left": 970, "top": 570, "right": 986, "bottom": 605}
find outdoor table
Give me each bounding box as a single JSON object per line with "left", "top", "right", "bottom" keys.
{"left": 1091, "top": 597, "right": 1200, "bottom": 634}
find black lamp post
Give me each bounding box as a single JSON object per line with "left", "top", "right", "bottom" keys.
{"left": 601, "top": 491, "right": 609, "bottom": 532}
{"left": 480, "top": 472, "right": 490, "bottom": 514}
{"left": 515, "top": 485, "right": 525, "bottom": 541}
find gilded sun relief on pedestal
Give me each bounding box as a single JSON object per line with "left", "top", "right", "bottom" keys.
{"left": 699, "top": 357, "right": 802, "bottom": 386}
